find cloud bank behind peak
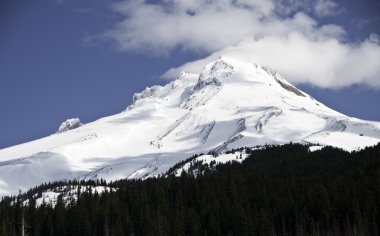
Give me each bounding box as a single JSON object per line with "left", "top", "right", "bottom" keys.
{"left": 103, "top": 0, "right": 380, "bottom": 89}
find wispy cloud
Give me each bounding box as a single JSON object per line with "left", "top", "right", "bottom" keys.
{"left": 314, "top": 0, "right": 340, "bottom": 17}
{"left": 98, "top": 0, "right": 380, "bottom": 89}
{"left": 103, "top": 0, "right": 344, "bottom": 54}
{"left": 162, "top": 33, "right": 380, "bottom": 89}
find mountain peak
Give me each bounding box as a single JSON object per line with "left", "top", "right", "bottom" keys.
{"left": 128, "top": 57, "right": 307, "bottom": 112}
{"left": 0, "top": 57, "right": 379, "bottom": 197}
{"left": 193, "top": 57, "right": 234, "bottom": 91}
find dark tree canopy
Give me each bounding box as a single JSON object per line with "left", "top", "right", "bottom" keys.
{"left": 0, "top": 143, "right": 379, "bottom": 236}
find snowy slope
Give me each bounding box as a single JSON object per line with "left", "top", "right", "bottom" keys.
{"left": 21, "top": 185, "right": 114, "bottom": 208}
{"left": 0, "top": 56, "right": 379, "bottom": 197}
{"left": 169, "top": 149, "right": 251, "bottom": 177}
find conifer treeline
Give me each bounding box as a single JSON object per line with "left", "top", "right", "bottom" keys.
{"left": 0, "top": 143, "right": 379, "bottom": 235}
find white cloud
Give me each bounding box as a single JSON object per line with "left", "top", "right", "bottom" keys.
{"left": 162, "top": 33, "right": 380, "bottom": 88}
{"left": 105, "top": 0, "right": 278, "bottom": 54}
{"left": 104, "top": 0, "right": 344, "bottom": 54}
{"left": 101, "top": 0, "right": 380, "bottom": 89}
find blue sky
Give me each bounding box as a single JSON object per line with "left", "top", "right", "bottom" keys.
{"left": 0, "top": 0, "right": 379, "bottom": 149}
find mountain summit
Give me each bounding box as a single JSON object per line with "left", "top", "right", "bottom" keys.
{"left": 0, "top": 57, "right": 379, "bottom": 196}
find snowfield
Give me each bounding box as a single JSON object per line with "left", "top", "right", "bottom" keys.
{"left": 20, "top": 185, "right": 114, "bottom": 208}
{"left": 170, "top": 149, "right": 251, "bottom": 177}
{"left": 0, "top": 56, "right": 379, "bottom": 197}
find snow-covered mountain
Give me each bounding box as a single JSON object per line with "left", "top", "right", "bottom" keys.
{"left": 1, "top": 56, "right": 379, "bottom": 197}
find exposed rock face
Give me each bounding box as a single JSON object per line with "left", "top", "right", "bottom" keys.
{"left": 57, "top": 118, "right": 82, "bottom": 133}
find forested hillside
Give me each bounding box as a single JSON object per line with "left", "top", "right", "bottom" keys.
{"left": 0, "top": 143, "right": 379, "bottom": 236}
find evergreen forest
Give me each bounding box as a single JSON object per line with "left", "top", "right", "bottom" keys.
{"left": 0, "top": 143, "right": 379, "bottom": 236}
